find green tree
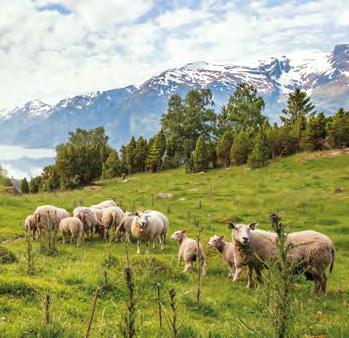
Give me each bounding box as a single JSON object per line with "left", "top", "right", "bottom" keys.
{"left": 20, "top": 177, "right": 29, "bottom": 193}
{"left": 147, "top": 138, "right": 161, "bottom": 173}
{"left": 281, "top": 89, "right": 315, "bottom": 126}
{"left": 247, "top": 129, "right": 271, "bottom": 169}
{"left": 55, "top": 127, "right": 110, "bottom": 189}
{"left": 193, "top": 135, "right": 208, "bottom": 172}
{"left": 29, "top": 176, "right": 42, "bottom": 193}
{"left": 126, "top": 137, "right": 137, "bottom": 174}
{"left": 217, "top": 131, "right": 233, "bottom": 168}
{"left": 102, "top": 150, "right": 121, "bottom": 179}
{"left": 219, "top": 83, "right": 266, "bottom": 132}
{"left": 301, "top": 113, "right": 327, "bottom": 151}
{"left": 326, "top": 108, "right": 349, "bottom": 148}
{"left": 0, "top": 165, "right": 12, "bottom": 187}
{"left": 134, "top": 137, "right": 148, "bottom": 172}
{"left": 231, "top": 130, "right": 253, "bottom": 165}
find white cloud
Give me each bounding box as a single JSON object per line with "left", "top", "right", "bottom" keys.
{"left": 0, "top": 0, "right": 348, "bottom": 109}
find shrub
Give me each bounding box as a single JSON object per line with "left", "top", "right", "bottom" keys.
{"left": 0, "top": 246, "right": 17, "bottom": 264}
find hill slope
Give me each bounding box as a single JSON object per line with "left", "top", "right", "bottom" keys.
{"left": 0, "top": 152, "right": 348, "bottom": 336}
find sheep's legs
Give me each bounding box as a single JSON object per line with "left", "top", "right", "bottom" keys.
{"left": 247, "top": 265, "right": 253, "bottom": 288}
{"left": 146, "top": 241, "right": 150, "bottom": 254}
{"left": 184, "top": 262, "right": 192, "bottom": 273}
{"left": 228, "top": 266, "right": 234, "bottom": 278}
{"left": 160, "top": 235, "right": 164, "bottom": 250}
{"left": 321, "top": 274, "right": 327, "bottom": 294}
{"left": 137, "top": 240, "right": 141, "bottom": 254}
{"left": 233, "top": 267, "right": 242, "bottom": 282}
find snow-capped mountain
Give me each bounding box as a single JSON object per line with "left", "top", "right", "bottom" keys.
{"left": 0, "top": 43, "right": 348, "bottom": 149}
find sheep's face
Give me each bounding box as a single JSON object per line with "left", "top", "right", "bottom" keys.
{"left": 170, "top": 230, "right": 186, "bottom": 241}
{"left": 138, "top": 214, "right": 150, "bottom": 233}
{"left": 208, "top": 235, "right": 224, "bottom": 247}
{"left": 229, "top": 223, "right": 257, "bottom": 245}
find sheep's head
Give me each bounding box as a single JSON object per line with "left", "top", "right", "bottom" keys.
{"left": 138, "top": 214, "right": 150, "bottom": 232}
{"left": 208, "top": 235, "right": 224, "bottom": 248}
{"left": 227, "top": 222, "right": 257, "bottom": 245}
{"left": 170, "top": 229, "right": 186, "bottom": 241}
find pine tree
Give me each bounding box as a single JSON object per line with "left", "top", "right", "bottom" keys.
{"left": 147, "top": 139, "right": 161, "bottom": 173}
{"left": 221, "top": 83, "right": 266, "bottom": 132}
{"left": 326, "top": 108, "right": 349, "bottom": 148}
{"left": 301, "top": 113, "right": 327, "bottom": 151}
{"left": 231, "top": 130, "right": 253, "bottom": 165}
{"left": 247, "top": 129, "right": 271, "bottom": 169}
{"left": 193, "top": 135, "right": 208, "bottom": 172}
{"left": 20, "top": 177, "right": 29, "bottom": 193}
{"left": 281, "top": 89, "right": 315, "bottom": 126}
{"left": 126, "top": 137, "right": 137, "bottom": 174}
{"left": 216, "top": 131, "right": 233, "bottom": 168}
{"left": 102, "top": 150, "right": 121, "bottom": 179}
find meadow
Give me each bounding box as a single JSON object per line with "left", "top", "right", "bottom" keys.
{"left": 0, "top": 151, "right": 348, "bottom": 337}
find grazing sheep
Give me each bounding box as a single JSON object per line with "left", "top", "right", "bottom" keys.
{"left": 139, "top": 210, "right": 169, "bottom": 244}
{"left": 24, "top": 215, "right": 38, "bottom": 240}
{"left": 73, "top": 207, "right": 98, "bottom": 240}
{"left": 208, "top": 235, "right": 235, "bottom": 278}
{"left": 228, "top": 222, "right": 335, "bottom": 294}
{"left": 33, "top": 205, "right": 70, "bottom": 234}
{"left": 228, "top": 222, "right": 278, "bottom": 288}
{"left": 91, "top": 207, "right": 103, "bottom": 223}
{"left": 131, "top": 213, "right": 166, "bottom": 254}
{"left": 59, "top": 217, "right": 84, "bottom": 246}
{"left": 286, "top": 230, "right": 335, "bottom": 295}
{"left": 101, "top": 206, "right": 124, "bottom": 238}
{"left": 90, "top": 200, "right": 117, "bottom": 209}
{"left": 170, "top": 230, "right": 206, "bottom": 274}
{"left": 115, "top": 214, "right": 136, "bottom": 242}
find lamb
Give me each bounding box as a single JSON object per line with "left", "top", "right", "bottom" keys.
{"left": 228, "top": 222, "right": 335, "bottom": 294}
{"left": 208, "top": 235, "right": 235, "bottom": 278}
{"left": 170, "top": 230, "right": 206, "bottom": 274}
{"left": 131, "top": 213, "right": 166, "bottom": 254}
{"left": 90, "top": 200, "right": 117, "bottom": 209}
{"left": 58, "top": 217, "right": 84, "bottom": 246}
{"left": 24, "top": 214, "right": 38, "bottom": 240}
{"left": 73, "top": 206, "right": 98, "bottom": 240}
{"left": 33, "top": 205, "right": 70, "bottom": 234}
{"left": 101, "top": 206, "right": 124, "bottom": 238}
{"left": 115, "top": 214, "right": 136, "bottom": 242}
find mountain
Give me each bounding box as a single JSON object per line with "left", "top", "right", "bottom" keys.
{"left": 0, "top": 43, "right": 348, "bottom": 149}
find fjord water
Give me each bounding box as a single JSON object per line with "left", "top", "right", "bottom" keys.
{"left": 0, "top": 144, "right": 55, "bottom": 179}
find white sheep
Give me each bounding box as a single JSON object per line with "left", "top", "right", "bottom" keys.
{"left": 101, "top": 206, "right": 124, "bottom": 238}
{"left": 33, "top": 205, "right": 70, "bottom": 234}
{"left": 170, "top": 230, "right": 206, "bottom": 274}
{"left": 73, "top": 206, "right": 98, "bottom": 240}
{"left": 59, "top": 217, "right": 84, "bottom": 246}
{"left": 115, "top": 214, "right": 136, "bottom": 242}
{"left": 90, "top": 200, "right": 117, "bottom": 209}
{"left": 131, "top": 213, "right": 166, "bottom": 254}
{"left": 24, "top": 214, "right": 38, "bottom": 240}
{"left": 228, "top": 222, "right": 335, "bottom": 294}
{"left": 208, "top": 235, "right": 235, "bottom": 278}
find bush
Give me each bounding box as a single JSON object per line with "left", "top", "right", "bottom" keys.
{"left": 0, "top": 246, "right": 17, "bottom": 264}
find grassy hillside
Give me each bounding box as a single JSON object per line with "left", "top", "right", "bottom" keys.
{"left": 0, "top": 151, "right": 348, "bottom": 337}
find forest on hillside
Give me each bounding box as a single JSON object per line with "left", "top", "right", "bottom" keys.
{"left": 17, "top": 83, "right": 349, "bottom": 192}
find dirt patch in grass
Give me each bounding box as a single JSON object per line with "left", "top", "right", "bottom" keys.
{"left": 299, "top": 149, "right": 349, "bottom": 162}
{"left": 83, "top": 185, "right": 101, "bottom": 192}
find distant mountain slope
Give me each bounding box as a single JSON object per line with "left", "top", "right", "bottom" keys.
{"left": 0, "top": 43, "right": 348, "bottom": 148}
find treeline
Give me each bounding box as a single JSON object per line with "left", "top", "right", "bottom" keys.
{"left": 27, "top": 83, "right": 349, "bottom": 192}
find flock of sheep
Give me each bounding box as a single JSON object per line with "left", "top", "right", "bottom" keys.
{"left": 24, "top": 200, "right": 335, "bottom": 295}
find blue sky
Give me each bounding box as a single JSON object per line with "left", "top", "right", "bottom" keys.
{"left": 0, "top": 0, "right": 348, "bottom": 108}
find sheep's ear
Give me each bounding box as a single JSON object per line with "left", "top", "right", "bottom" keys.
{"left": 181, "top": 229, "right": 187, "bottom": 234}
{"left": 227, "top": 222, "right": 235, "bottom": 229}
{"left": 219, "top": 235, "right": 224, "bottom": 240}
{"left": 249, "top": 222, "right": 258, "bottom": 230}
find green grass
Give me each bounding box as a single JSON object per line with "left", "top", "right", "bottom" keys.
{"left": 0, "top": 151, "right": 349, "bottom": 337}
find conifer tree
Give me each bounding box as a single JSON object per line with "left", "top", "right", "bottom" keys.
{"left": 301, "top": 113, "right": 327, "bottom": 151}
{"left": 217, "top": 131, "right": 233, "bottom": 168}
{"left": 147, "top": 139, "right": 161, "bottom": 173}
{"left": 102, "top": 150, "right": 121, "bottom": 179}
{"left": 281, "top": 89, "right": 315, "bottom": 126}
{"left": 231, "top": 130, "right": 253, "bottom": 165}
{"left": 193, "top": 135, "right": 208, "bottom": 172}
{"left": 326, "top": 108, "right": 349, "bottom": 148}
{"left": 247, "top": 130, "right": 270, "bottom": 169}
{"left": 20, "top": 177, "right": 29, "bottom": 194}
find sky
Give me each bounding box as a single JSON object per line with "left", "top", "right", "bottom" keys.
{"left": 0, "top": 0, "right": 348, "bottom": 109}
